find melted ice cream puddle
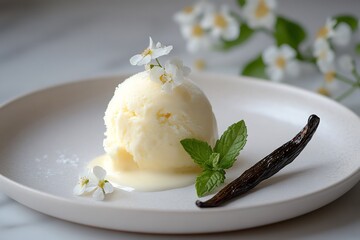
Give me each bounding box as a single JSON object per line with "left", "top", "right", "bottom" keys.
{"left": 88, "top": 154, "right": 199, "bottom": 192}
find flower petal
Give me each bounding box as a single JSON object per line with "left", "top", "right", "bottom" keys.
{"left": 92, "top": 188, "right": 105, "bottom": 201}
{"left": 162, "top": 82, "right": 173, "bottom": 93}
{"left": 151, "top": 45, "right": 173, "bottom": 59}
{"left": 148, "top": 36, "right": 154, "bottom": 49}
{"left": 149, "top": 66, "right": 165, "bottom": 84}
{"left": 129, "top": 54, "right": 144, "bottom": 66}
{"left": 280, "top": 45, "right": 296, "bottom": 59}
{"left": 85, "top": 183, "right": 97, "bottom": 192}
{"left": 73, "top": 184, "right": 86, "bottom": 195}
{"left": 137, "top": 54, "right": 152, "bottom": 65}
{"left": 93, "top": 166, "right": 107, "bottom": 180}
{"left": 267, "top": 67, "right": 284, "bottom": 82}
{"left": 338, "top": 54, "right": 354, "bottom": 73}
{"left": 222, "top": 22, "right": 239, "bottom": 41}
{"left": 332, "top": 23, "right": 351, "bottom": 47}
{"left": 104, "top": 182, "right": 114, "bottom": 194}
{"left": 263, "top": 46, "right": 278, "bottom": 64}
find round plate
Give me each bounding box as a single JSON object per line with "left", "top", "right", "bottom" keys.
{"left": 0, "top": 73, "right": 359, "bottom": 234}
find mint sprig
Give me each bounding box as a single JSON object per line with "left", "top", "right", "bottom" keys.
{"left": 181, "top": 120, "right": 247, "bottom": 197}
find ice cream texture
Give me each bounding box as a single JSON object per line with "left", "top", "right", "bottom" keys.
{"left": 103, "top": 71, "right": 218, "bottom": 172}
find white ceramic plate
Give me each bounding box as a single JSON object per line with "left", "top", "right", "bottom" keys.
{"left": 0, "top": 73, "right": 359, "bottom": 234}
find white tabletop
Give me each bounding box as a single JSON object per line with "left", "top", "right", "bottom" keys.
{"left": 1, "top": 0, "right": 359, "bottom": 239}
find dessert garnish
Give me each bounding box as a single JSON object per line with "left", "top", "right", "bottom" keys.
{"left": 181, "top": 120, "right": 247, "bottom": 197}
{"left": 195, "top": 114, "right": 320, "bottom": 208}
{"left": 73, "top": 166, "right": 113, "bottom": 201}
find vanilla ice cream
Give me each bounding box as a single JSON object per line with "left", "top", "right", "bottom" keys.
{"left": 103, "top": 71, "right": 217, "bottom": 172}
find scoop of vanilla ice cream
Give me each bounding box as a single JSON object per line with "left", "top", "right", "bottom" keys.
{"left": 103, "top": 71, "right": 218, "bottom": 171}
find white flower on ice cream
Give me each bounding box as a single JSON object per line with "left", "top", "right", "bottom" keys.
{"left": 174, "top": 0, "right": 214, "bottom": 25}
{"left": 242, "top": 0, "right": 277, "bottom": 30}
{"left": 201, "top": 5, "right": 239, "bottom": 41}
{"left": 332, "top": 23, "right": 352, "bottom": 47}
{"left": 313, "top": 39, "right": 335, "bottom": 73}
{"left": 85, "top": 166, "right": 114, "bottom": 201}
{"left": 130, "top": 37, "right": 173, "bottom": 66}
{"left": 150, "top": 58, "right": 191, "bottom": 92}
{"left": 262, "top": 44, "right": 299, "bottom": 82}
{"left": 73, "top": 168, "right": 92, "bottom": 196}
{"left": 316, "top": 18, "right": 336, "bottom": 42}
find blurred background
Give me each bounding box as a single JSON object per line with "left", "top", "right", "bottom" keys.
{"left": 1, "top": 0, "right": 359, "bottom": 111}
{"left": 1, "top": 1, "right": 360, "bottom": 239}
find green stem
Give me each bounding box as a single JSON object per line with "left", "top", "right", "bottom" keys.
{"left": 156, "top": 58, "right": 162, "bottom": 68}
{"left": 336, "top": 86, "right": 358, "bottom": 101}
{"left": 335, "top": 73, "right": 357, "bottom": 85}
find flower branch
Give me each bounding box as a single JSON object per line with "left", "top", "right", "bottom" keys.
{"left": 174, "top": 0, "right": 360, "bottom": 101}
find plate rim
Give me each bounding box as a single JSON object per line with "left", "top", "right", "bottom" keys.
{"left": 1, "top": 72, "right": 360, "bottom": 232}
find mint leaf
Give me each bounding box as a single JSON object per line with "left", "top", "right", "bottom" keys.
{"left": 180, "top": 139, "right": 213, "bottom": 168}
{"left": 274, "top": 16, "right": 307, "bottom": 49}
{"left": 237, "top": 0, "right": 247, "bottom": 7}
{"left": 241, "top": 54, "right": 267, "bottom": 79}
{"left": 208, "top": 152, "right": 220, "bottom": 170}
{"left": 219, "top": 23, "right": 254, "bottom": 50}
{"left": 334, "top": 15, "right": 358, "bottom": 32}
{"left": 214, "top": 120, "right": 247, "bottom": 169}
{"left": 356, "top": 43, "right": 360, "bottom": 56}
{"left": 196, "top": 169, "right": 225, "bottom": 197}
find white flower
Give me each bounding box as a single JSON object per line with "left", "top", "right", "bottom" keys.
{"left": 86, "top": 166, "right": 114, "bottom": 201}
{"left": 313, "top": 39, "right": 335, "bottom": 72}
{"left": 130, "top": 37, "right": 173, "bottom": 66}
{"left": 263, "top": 45, "right": 299, "bottom": 82}
{"left": 73, "top": 168, "right": 92, "bottom": 196}
{"left": 149, "top": 58, "right": 190, "bottom": 92}
{"left": 174, "top": 0, "right": 214, "bottom": 25}
{"left": 181, "top": 23, "right": 213, "bottom": 52}
{"left": 316, "top": 18, "right": 336, "bottom": 41}
{"left": 201, "top": 5, "right": 240, "bottom": 41}
{"left": 338, "top": 54, "right": 354, "bottom": 73}
{"left": 332, "top": 23, "right": 352, "bottom": 47}
{"left": 242, "top": 0, "right": 277, "bottom": 30}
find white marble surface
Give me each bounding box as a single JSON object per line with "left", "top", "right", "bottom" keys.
{"left": 0, "top": 0, "right": 359, "bottom": 239}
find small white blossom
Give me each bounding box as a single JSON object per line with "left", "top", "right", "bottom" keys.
{"left": 174, "top": 0, "right": 214, "bottom": 25}
{"left": 313, "top": 39, "right": 335, "bottom": 72}
{"left": 85, "top": 166, "right": 114, "bottom": 201}
{"left": 73, "top": 168, "right": 92, "bottom": 196}
{"left": 316, "top": 18, "right": 336, "bottom": 42}
{"left": 149, "top": 58, "right": 190, "bottom": 92}
{"left": 242, "top": 0, "right": 277, "bottom": 30}
{"left": 332, "top": 23, "right": 352, "bottom": 47}
{"left": 130, "top": 37, "right": 173, "bottom": 66}
{"left": 338, "top": 54, "right": 354, "bottom": 73}
{"left": 263, "top": 45, "right": 299, "bottom": 82}
{"left": 201, "top": 5, "right": 240, "bottom": 41}
{"left": 181, "top": 23, "right": 213, "bottom": 52}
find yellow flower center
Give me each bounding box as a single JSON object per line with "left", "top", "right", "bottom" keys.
{"left": 192, "top": 24, "right": 204, "bottom": 37}
{"left": 275, "top": 56, "right": 286, "bottom": 69}
{"left": 324, "top": 71, "right": 335, "bottom": 83}
{"left": 98, "top": 180, "right": 105, "bottom": 189}
{"left": 255, "top": 0, "right": 270, "bottom": 19}
{"left": 183, "top": 6, "right": 193, "bottom": 14}
{"left": 194, "top": 59, "right": 206, "bottom": 70}
{"left": 80, "top": 177, "right": 89, "bottom": 187}
{"left": 214, "top": 14, "right": 228, "bottom": 29}
{"left": 142, "top": 48, "right": 152, "bottom": 56}
{"left": 317, "top": 87, "right": 330, "bottom": 97}
{"left": 160, "top": 73, "right": 172, "bottom": 84}
{"left": 317, "top": 26, "right": 329, "bottom": 39}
